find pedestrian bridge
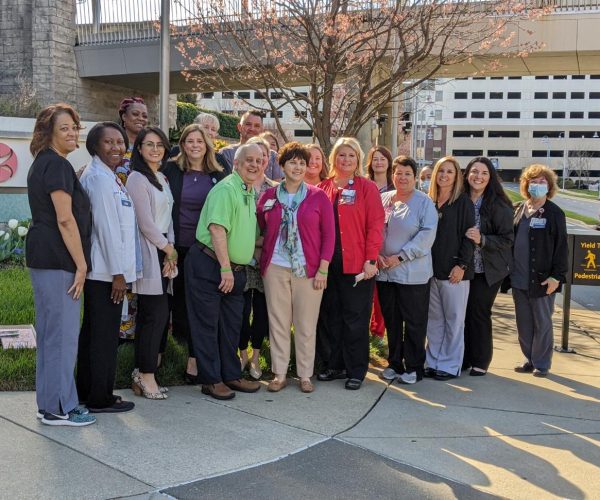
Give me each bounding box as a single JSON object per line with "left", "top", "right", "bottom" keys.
{"left": 74, "top": 0, "right": 600, "bottom": 92}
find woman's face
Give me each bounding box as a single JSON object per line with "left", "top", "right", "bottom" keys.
{"left": 258, "top": 144, "right": 269, "bottom": 173}
{"left": 436, "top": 161, "right": 457, "bottom": 190}
{"left": 200, "top": 120, "right": 219, "bottom": 140}
{"left": 467, "top": 162, "right": 490, "bottom": 194}
{"left": 97, "top": 127, "right": 126, "bottom": 170}
{"left": 307, "top": 148, "right": 323, "bottom": 179}
{"left": 51, "top": 112, "right": 80, "bottom": 156}
{"left": 393, "top": 165, "right": 416, "bottom": 194}
{"left": 334, "top": 145, "right": 358, "bottom": 176}
{"left": 371, "top": 151, "right": 389, "bottom": 175}
{"left": 182, "top": 130, "right": 206, "bottom": 163}
{"left": 139, "top": 132, "right": 166, "bottom": 167}
{"left": 122, "top": 103, "right": 148, "bottom": 136}
{"left": 283, "top": 156, "right": 307, "bottom": 185}
{"left": 267, "top": 137, "right": 278, "bottom": 152}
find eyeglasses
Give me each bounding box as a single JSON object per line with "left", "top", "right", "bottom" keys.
{"left": 141, "top": 141, "right": 166, "bottom": 150}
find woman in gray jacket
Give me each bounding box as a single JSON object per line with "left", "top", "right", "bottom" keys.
{"left": 78, "top": 122, "right": 137, "bottom": 413}
{"left": 376, "top": 156, "right": 438, "bottom": 385}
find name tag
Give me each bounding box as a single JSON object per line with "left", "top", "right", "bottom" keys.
{"left": 530, "top": 217, "right": 546, "bottom": 229}
{"left": 263, "top": 199, "right": 276, "bottom": 211}
{"left": 121, "top": 198, "right": 132, "bottom": 207}
{"left": 340, "top": 189, "right": 356, "bottom": 205}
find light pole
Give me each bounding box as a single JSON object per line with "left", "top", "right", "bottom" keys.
{"left": 159, "top": 0, "right": 171, "bottom": 134}
{"left": 559, "top": 132, "right": 568, "bottom": 190}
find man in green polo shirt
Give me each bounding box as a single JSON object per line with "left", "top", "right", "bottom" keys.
{"left": 185, "top": 143, "right": 262, "bottom": 400}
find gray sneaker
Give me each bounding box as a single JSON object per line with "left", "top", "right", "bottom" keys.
{"left": 397, "top": 372, "right": 418, "bottom": 385}
{"left": 381, "top": 367, "right": 398, "bottom": 381}
{"left": 42, "top": 411, "right": 96, "bottom": 427}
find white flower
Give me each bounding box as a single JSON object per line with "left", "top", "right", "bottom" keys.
{"left": 0, "top": 230, "right": 4, "bottom": 238}
{"left": 17, "top": 226, "right": 28, "bottom": 237}
{"left": 3, "top": 233, "right": 9, "bottom": 241}
{"left": 7, "top": 219, "right": 18, "bottom": 230}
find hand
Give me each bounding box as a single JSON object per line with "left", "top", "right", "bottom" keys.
{"left": 111, "top": 274, "right": 127, "bottom": 304}
{"left": 448, "top": 265, "right": 465, "bottom": 284}
{"left": 163, "top": 243, "right": 177, "bottom": 263}
{"left": 313, "top": 272, "right": 327, "bottom": 291}
{"left": 542, "top": 277, "right": 559, "bottom": 295}
{"left": 377, "top": 255, "right": 388, "bottom": 269}
{"left": 67, "top": 267, "right": 87, "bottom": 300}
{"left": 385, "top": 255, "right": 402, "bottom": 269}
{"left": 162, "top": 260, "right": 176, "bottom": 278}
{"left": 466, "top": 226, "right": 481, "bottom": 245}
{"left": 363, "top": 261, "right": 378, "bottom": 280}
{"left": 219, "top": 270, "right": 235, "bottom": 293}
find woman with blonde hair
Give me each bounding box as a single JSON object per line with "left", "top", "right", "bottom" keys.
{"left": 162, "top": 124, "right": 225, "bottom": 383}
{"left": 259, "top": 131, "right": 281, "bottom": 153}
{"left": 509, "top": 164, "right": 567, "bottom": 377}
{"left": 304, "top": 143, "right": 329, "bottom": 185}
{"left": 425, "top": 156, "right": 475, "bottom": 381}
{"left": 316, "top": 137, "right": 384, "bottom": 390}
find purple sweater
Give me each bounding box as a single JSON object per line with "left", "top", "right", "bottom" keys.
{"left": 257, "top": 184, "right": 335, "bottom": 278}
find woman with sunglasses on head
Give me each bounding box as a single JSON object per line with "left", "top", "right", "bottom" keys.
{"left": 126, "top": 127, "right": 176, "bottom": 399}
{"left": 462, "top": 157, "right": 514, "bottom": 377}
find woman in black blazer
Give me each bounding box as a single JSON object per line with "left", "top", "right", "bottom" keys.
{"left": 162, "top": 124, "right": 226, "bottom": 382}
{"left": 463, "top": 157, "right": 514, "bottom": 376}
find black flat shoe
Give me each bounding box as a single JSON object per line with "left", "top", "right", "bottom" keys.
{"left": 423, "top": 367, "right": 436, "bottom": 378}
{"left": 345, "top": 378, "right": 362, "bottom": 390}
{"left": 317, "top": 369, "right": 347, "bottom": 381}
{"left": 434, "top": 370, "right": 456, "bottom": 381}
{"left": 469, "top": 368, "right": 486, "bottom": 377}
{"left": 184, "top": 371, "right": 198, "bottom": 385}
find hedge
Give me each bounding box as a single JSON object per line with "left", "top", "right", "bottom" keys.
{"left": 171, "top": 102, "right": 240, "bottom": 142}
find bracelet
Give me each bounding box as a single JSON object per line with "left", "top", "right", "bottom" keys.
{"left": 317, "top": 269, "right": 328, "bottom": 276}
{"left": 220, "top": 267, "right": 232, "bottom": 273}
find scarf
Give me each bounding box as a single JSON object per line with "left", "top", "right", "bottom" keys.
{"left": 276, "top": 181, "right": 308, "bottom": 277}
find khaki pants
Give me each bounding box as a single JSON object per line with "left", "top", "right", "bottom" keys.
{"left": 263, "top": 264, "right": 324, "bottom": 378}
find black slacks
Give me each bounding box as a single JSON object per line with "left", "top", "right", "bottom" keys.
{"left": 185, "top": 245, "right": 246, "bottom": 385}
{"left": 77, "top": 279, "right": 122, "bottom": 408}
{"left": 463, "top": 273, "right": 502, "bottom": 371}
{"left": 239, "top": 288, "right": 268, "bottom": 351}
{"left": 321, "top": 255, "right": 374, "bottom": 380}
{"left": 377, "top": 280, "right": 430, "bottom": 377}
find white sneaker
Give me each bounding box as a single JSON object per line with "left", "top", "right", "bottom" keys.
{"left": 381, "top": 367, "right": 398, "bottom": 381}
{"left": 397, "top": 372, "right": 418, "bottom": 385}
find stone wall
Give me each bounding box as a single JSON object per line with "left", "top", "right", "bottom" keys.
{"left": 0, "top": 0, "right": 34, "bottom": 96}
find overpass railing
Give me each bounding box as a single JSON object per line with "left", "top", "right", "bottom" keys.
{"left": 75, "top": 0, "right": 600, "bottom": 46}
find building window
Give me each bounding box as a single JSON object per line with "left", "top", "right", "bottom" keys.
{"left": 254, "top": 91, "right": 267, "bottom": 99}
{"left": 569, "top": 150, "right": 600, "bottom": 158}
{"left": 569, "top": 131, "right": 600, "bottom": 138}
{"left": 237, "top": 91, "right": 251, "bottom": 99}
{"left": 532, "top": 150, "right": 564, "bottom": 157}
{"left": 489, "top": 92, "right": 503, "bottom": 99}
{"left": 294, "top": 110, "right": 308, "bottom": 118}
{"left": 294, "top": 129, "right": 312, "bottom": 137}
{"left": 487, "top": 150, "right": 519, "bottom": 157}
{"left": 590, "top": 112, "right": 600, "bottom": 119}
{"left": 452, "top": 149, "right": 484, "bottom": 156}
{"left": 570, "top": 112, "right": 584, "bottom": 119}
{"left": 435, "top": 91, "right": 443, "bottom": 102}
{"left": 453, "top": 130, "right": 484, "bottom": 138}
{"left": 490, "top": 77, "right": 504, "bottom": 80}
{"left": 572, "top": 75, "right": 586, "bottom": 80}
{"left": 472, "top": 92, "right": 485, "bottom": 99}
{"left": 489, "top": 112, "right": 503, "bottom": 119}
{"left": 590, "top": 75, "right": 600, "bottom": 79}
{"left": 432, "top": 147, "right": 442, "bottom": 159}
{"left": 471, "top": 111, "right": 485, "bottom": 119}
{"left": 533, "top": 131, "right": 564, "bottom": 138}
{"left": 293, "top": 91, "right": 308, "bottom": 98}
{"left": 553, "top": 75, "right": 567, "bottom": 79}
{"left": 507, "top": 92, "right": 521, "bottom": 99}
{"left": 508, "top": 76, "right": 522, "bottom": 80}
{"left": 222, "top": 91, "right": 235, "bottom": 99}
{"left": 590, "top": 92, "right": 600, "bottom": 99}
{"left": 435, "top": 109, "right": 443, "bottom": 121}
{"left": 533, "top": 111, "right": 548, "bottom": 119}
{"left": 551, "top": 111, "right": 566, "bottom": 119}
{"left": 472, "top": 77, "right": 486, "bottom": 80}
{"left": 552, "top": 92, "right": 567, "bottom": 99}
{"left": 201, "top": 92, "right": 214, "bottom": 98}
{"left": 571, "top": 92, "right": 585, "bottom": 99}
{"left": 488, "top": 130, "right": 520, "bottom": 138}
{"left": 270, "top": 92, "right": 283, "bottom": 99}
{"left": 535, "top": 76, "right": 549, "bottom": 79}
{"left": 454, "top": 92, "right": 468, "bottom": 99}
{"left": 270, "top": 111, "right": 283, "bottom": 118}
{"left": 507, "top": 112, "right": 521, "bottom": 119}
{"left": 453, "top": 111, "right": 467, "bottom": 118}
{"left": 534, "top": 92, "right": 548, "bottom": 99}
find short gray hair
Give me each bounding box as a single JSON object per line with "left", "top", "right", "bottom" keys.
{"left": 234, "top": 143, "right": 261, "bottom": 165}
{"left": 193, "top": 112, "right": 220, "bottom": 130}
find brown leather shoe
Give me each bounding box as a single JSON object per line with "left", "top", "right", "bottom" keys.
{"left": 299, "top": 379, "right": 314, "bottom": 393}
{"left": 267, "top": 379, "right": 288, "bottom": 392}
{"left": 225, "top": 378, "right": 261, "bottom": 393}
{"left": 201, "top": 382, "right": 235, "bottom": 400}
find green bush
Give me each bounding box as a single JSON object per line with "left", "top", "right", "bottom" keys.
{"left": 0, "top": 219, "right": 30, "bottom": 265}
{"left": 170, "top": 102, "right": 240, "bottom": 143}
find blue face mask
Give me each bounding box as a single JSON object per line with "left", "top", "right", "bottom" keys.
{"left": 528, "top": 183, "right": 548, "bottom": 199}
{"left": 420, "top": 180, "right": 430, "bottom": 192}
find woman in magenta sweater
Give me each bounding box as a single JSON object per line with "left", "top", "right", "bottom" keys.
{"left": 257, "top": 142, "right": 335, "bottom": 393}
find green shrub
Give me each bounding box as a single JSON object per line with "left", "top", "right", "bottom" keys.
{"left": 0, "top": 219, "right": 30, "bottom": 265}
{"left": 170, "top": 102, "right": 240, "bottom": 143}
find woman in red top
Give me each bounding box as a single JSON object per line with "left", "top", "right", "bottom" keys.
{"left": 317, "top": 138, "right": 385, "bottom": 390}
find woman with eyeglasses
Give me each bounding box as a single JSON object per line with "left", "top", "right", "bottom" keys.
{"left": 126, "top": 127, "right": 176, "bottom": 399}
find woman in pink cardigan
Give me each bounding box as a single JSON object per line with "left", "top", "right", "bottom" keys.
{"left": 257, "top": 142, "right": 335, "bottom": 393}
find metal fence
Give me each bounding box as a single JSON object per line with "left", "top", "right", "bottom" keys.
{"left": 75, "top": 0, "right": 600, "bottom": 46}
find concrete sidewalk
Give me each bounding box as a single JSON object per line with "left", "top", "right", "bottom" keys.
{"left": 1, "top": 293, "right": 599, "bottom": 500}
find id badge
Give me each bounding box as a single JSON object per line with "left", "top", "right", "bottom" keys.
{"left": 530, "top": 217, "right": 546, "bottom": 229}
{"left": 121, "top": 198, "right": 132, "bottom": 207}
{"left": 340, "top": 189, "right": 356, "bottom": 205}
{"left": 263, "top": 199, "right": 276, "bottom": 211}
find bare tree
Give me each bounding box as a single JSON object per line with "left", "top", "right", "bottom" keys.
{"left": 176, "top": 0, "right": 544, "bottom": 151}
{"left": 569, "top": 151, "right": 594, "bottom": 188}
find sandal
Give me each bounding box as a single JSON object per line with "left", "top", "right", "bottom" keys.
{"left": 300, "top": 380, "right": 314, "bottom": 393}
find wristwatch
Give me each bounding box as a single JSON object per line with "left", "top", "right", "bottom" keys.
{"left": 458, "top": 264, "right": 468, "bottom": 271}
{"left": 367, "top": 260, "right": 376, "bottom": 265}
{"left": 397, "top": 254, "right": 404, "bottom": 262}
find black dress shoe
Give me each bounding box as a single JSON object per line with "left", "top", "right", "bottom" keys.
{"left": 434, "top": 370, "right": 456, "bottom": 381}
{"left": 469, "top": 368, "right": 486, "bottom": 377}
{"left": 345, "top": 378, "right": 362, "bottom": 390}
{"left": 423, "top": 367, "right": 436, "bottom": 378}
{"left": 317, "top": 369, "right": 347, "bottom": 381}
{"left": 514, "top": 362, "right": 534, "bottom": 373}
{"left": 184, "top": 371, "right": 198, "bottom": 385}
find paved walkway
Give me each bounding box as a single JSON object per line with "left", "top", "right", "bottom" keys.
{"left": 0, "top": 293, "right": 598, "bottom": 500}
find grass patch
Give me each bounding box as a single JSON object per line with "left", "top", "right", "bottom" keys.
{"left": 504, "top": 188, "right": 524, "bottom": 204}
{"left": 0, "top": 265, "right": 35, "bottom": 325}
{"left": 563, "top": 189, "right": 599, "bottom": 199}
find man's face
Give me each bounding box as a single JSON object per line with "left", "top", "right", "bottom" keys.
{"left": 237, "top": 114, "right": 263, "bottom": 143}
{"left": 234, "top": 145, "right": 262, "bottom": 185}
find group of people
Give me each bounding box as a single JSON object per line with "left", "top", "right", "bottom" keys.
{"left": 25, "top": 98, "right": 568, "bottom": 427}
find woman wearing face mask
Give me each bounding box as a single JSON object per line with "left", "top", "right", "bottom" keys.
{"left": 419, "top": 166, "right": 433, "bottom": 192}
{"left": 509, "top": 165, "right": 567, "bottom": 378}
